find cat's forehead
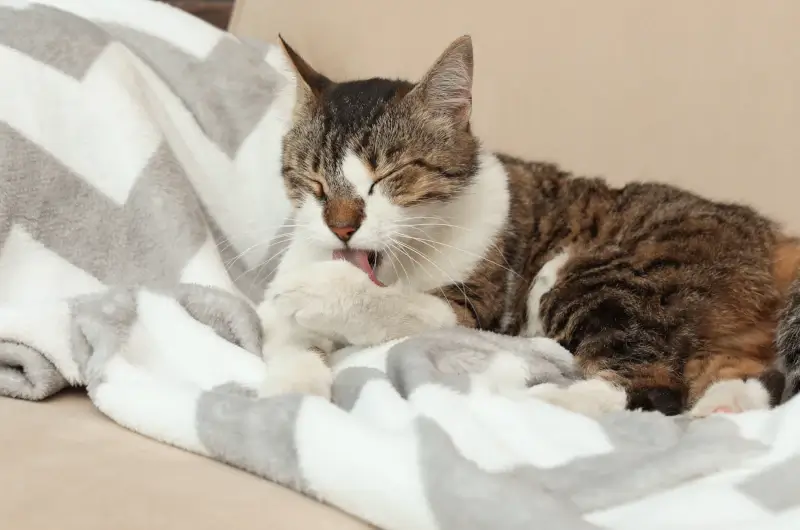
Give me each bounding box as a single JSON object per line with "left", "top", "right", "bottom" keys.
{"left": 301, "top": 78, "right": 415, "bottom": 178}
{"left": 320, "top": 77, "right": 414, "bottom": 129}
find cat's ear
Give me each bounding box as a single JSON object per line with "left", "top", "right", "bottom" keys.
{"left": 410, "top": 35, "right": 474, "bottom": 129}
{"left": 278, "top": 35, "right": 330, "bottom": 104}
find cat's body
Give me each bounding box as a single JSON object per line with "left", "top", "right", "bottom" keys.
{"left": 258, "top": 36, "right": 800, "bottom": 416}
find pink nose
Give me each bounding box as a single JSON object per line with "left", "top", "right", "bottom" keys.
{"left": 330, "top": 225, "right": 357, "bottom": 241}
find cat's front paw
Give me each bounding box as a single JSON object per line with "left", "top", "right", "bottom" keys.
{"left": 267, "top": 260, "right": 377, "bottom": 341}
{"left": 260, "top": 346, "right": 333, "bottom": 400}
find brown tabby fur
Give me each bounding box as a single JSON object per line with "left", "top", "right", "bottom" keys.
{"left": 278, "top": 35, "right": 799, "bottom": 415}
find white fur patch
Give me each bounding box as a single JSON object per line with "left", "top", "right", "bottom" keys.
{"left": 384, "top": 152, "right": 510, "bottom": 292}
{"left": 275, "top": 151, "right": 509, "bottom": 295}
{"left": 690, "top": 379, "right": 770, "bottom": 418}
{"left": 528, "top": 378, "right": 627, "bottom": 418}
{"left": 471, "top": 352, "right": 532, "bottom": 398}
{"left": 262, "top": 150, "right": 510, "bottom": 351}
{"left": 341, "top": 150, "right": 374, "bottom": 195}
{"left": 260, "top": 345, "right": 333, "bottom": 400}
{"left": 267, "top": 260, "right": 457, "bottom": 346}
{"left": 524, "top": 251, "right": 570, "bottom": 337}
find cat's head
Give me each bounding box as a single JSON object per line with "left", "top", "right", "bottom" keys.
{"left": 278, "top": 35, "right": 480, "bottom": 270}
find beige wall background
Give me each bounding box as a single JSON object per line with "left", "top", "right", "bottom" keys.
{"left": 232, "top": 0, "right": 800, "bottom": 230}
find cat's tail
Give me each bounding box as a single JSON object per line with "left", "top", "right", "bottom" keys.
{"left": 776, "top": 274, "right": 800, "bottom": 402}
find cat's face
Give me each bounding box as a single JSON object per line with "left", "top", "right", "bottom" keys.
{"left": 279, "top": 36, "right": 479, "bottom": 267}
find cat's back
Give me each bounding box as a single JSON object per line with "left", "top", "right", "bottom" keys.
{"left": 496, "top": 151, "right": 779, "bottom": 251}
{"left": 608, "top": 180, "right": 780, "bottom": 254}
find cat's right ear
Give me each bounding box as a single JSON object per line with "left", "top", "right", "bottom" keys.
{"left": 278, "top": 35, "right": 330, "bottom": 106}
{"left": 409, "top": 35, "right": 474, "bottom": 130}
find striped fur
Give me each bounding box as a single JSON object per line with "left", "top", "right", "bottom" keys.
{"left": 277, "top": 35, "right": 800, "bottom": 415}
{"left": 777, "top": 277, "right": 800, "bottom": 400}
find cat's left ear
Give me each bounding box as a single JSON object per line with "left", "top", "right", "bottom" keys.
{"left": 409, "top": 35, "right": 474, "bottom": 129}
{"left": 278, "top": 35, "right": 331, "bottom": 105}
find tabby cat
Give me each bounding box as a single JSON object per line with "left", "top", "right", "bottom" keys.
{"left": 257, "top": 35, "right": 800, "bottom": 417}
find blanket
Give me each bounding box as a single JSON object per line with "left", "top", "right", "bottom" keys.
{"left": 1, "top": 1, "right": 800, "bottom": 529}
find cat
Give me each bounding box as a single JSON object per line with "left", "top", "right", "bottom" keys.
{"left": 257, "top": 34, "right": 800, "bottom": 417}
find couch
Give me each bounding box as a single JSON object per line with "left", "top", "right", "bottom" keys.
{"left": 5, "top": 0, "right": 799, "bottom": 528}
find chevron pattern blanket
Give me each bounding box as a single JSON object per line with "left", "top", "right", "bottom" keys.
{"left": 1, "top": 1, "right": 799, "bottom": 529}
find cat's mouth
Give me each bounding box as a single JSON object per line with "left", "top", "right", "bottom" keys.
{"left": 332, "top": 249, "right": 384, "bottom": 287}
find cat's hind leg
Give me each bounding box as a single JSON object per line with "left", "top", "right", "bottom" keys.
{"left": 527, "top": 377, "right": 627, "bottom": 417}
{"left": 685, "top": 349, "right": 780, "bottom": 418}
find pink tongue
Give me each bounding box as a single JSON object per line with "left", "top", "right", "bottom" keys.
{"left": 333, "top": 249, "right": 384, "bottom": 286}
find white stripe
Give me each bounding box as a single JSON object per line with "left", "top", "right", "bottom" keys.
{"left": 348, "top": 378, "right": 418, "bottom": 432}
{"left": 296, "top": 398, "right": 439, "bottom": 530}
{"left": 131, "top": 291, "right": 267, "bottom": 391}
{"left": 0, "top": 43, "right": 161, "bottom": 204}
{"left": 92, "top": 356, "right": 208, "bottom": 455}
{"left": 117, "top": 39, "right": 289, "bottom": 272}
{"left": 179, "top": 233, "right": 240, "bottom": 294}
{"left": 0, "top": 224, "right": 105, "bottom": 305}
{"left": 341, "top": 150, "right": 375, "bottom": 196}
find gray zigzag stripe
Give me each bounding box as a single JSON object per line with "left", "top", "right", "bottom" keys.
{"left": 0, "top": 4, "right": 285, "bottom": 159}
{"left": 737, "top": 455, "right": 800, "bottom": 512}
{"left": 0, "top": 123, "right": 207, "bottom": 290}
{"left": 0, "top": 5, "right": 110, "bottom": 79}
{"left": 101, "top": 25, "right": 286, "bottom": 157}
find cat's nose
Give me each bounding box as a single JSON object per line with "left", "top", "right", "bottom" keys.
{"left": 330, "top": 224, "right": 358, "bottom": 242}
{"left": 324, "top": 198, "right": 365, "bottom": 242}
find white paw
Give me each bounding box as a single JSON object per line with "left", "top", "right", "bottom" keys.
{"left": 473, "top": 352, "right": 531, "bottom": 398}
{"left": 267, "top": 260, "right": 375, "bottom": 339}
{"left": 689, "top": 379, "right": 770, "bottom": 418}
{"left": 528, "top": 378, "right": 627, "bottom": 417}
{"left": 260, "top": 348, "right": 333, "bottom": 400}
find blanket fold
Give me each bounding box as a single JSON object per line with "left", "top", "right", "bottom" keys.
{"left": 2, "top": 2, "right": 800, "bottom": 529}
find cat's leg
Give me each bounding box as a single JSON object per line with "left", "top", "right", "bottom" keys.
{"left": 530, "top": 249, "right": 690, "bottom": 416}
{"left": 259, "top": 342, "right": 333, "bottom": 399}
{"left": 685, "top": 349, "right": 777, "bottom": 418}
{"left": 523, "top": 250, "right": 629, "bottom": 416}
{"left": 266, "top": 260, "right": 458, "bottom": 347}
{"left": 527, "top": 378, "right": 628, "bottom": 417}
{"left": 527, "top": 356, "right": 684, "bottom": 416}
{"left": 257, "top": 301, "right": 335, "bottom": 399}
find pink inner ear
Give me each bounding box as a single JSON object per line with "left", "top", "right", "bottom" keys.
{"left": 712, "top": 406, "right": 734, "bottom": 414}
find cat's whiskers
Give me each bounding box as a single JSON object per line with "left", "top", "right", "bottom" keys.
{"left": 399, "top": 217, "right": 518, "bottom": 279}
{"left": 216, "top": 221, "right": 306, "bottom": 263}
{"left": 230, "top": 244, "right": 291, "bottom": 284}
{"left": 399, "top": 231, "right": 521, "bottom": 280}
{"left": 383, "top": 243, "right": 411, "bottom": 286}
{"left": 229, "top": 231, "right": 312, "bottom": 285}
{"left": 213, "top": 223, "right": 305, "bottom": 244}
{"left": 224, "top": 232, "right": 297, "bottom": 270}
{"left": 390, "top": 237, "right": 480, "bottom": 326}
{"left": 388, "top": 236, "right": 454, "bottom": 309}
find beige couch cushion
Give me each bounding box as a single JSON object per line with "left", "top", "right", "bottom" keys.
{"left": 2, "top": 391, "right": 370, "bottom": 529}
{"left": 231, "top": 0, "right": 800, "bottom": 231}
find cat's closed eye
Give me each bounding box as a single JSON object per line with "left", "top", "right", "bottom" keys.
{"left": 307, "top": 179, "right": 326, "bottom": 201}
{"left": 369, "top": 165, "right": 415, "bottom": 195}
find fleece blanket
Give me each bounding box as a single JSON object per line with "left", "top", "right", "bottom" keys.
{"left": 1, "top": 1, "right": 800, "bottom": 529}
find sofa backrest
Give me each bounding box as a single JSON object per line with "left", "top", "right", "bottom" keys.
{"left": 231, "top": 0, "right": 800, "bottom": 230}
